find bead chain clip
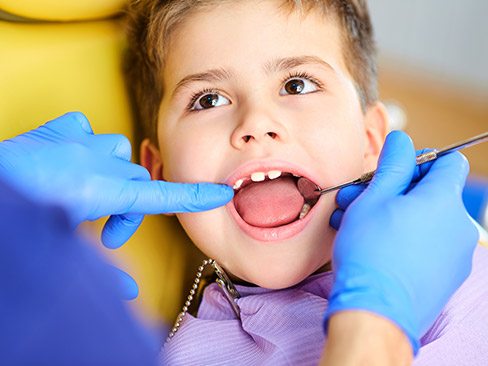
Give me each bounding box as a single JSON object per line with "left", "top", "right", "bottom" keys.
{"left": 166, "top": 259, "right": 241, "bottom": 342}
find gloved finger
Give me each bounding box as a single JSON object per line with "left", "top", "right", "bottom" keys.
{"left": 412, "top": 151, "right": 470, "bottom": 198}
{"left": 43, "top": 111, "right": 94, "bottom": 138}
{"left": 101, "top": 159, "right": 151, "bottom": 181}
{"left": 110, "top": 265, "right": 139, "bottom": 300}
{"left": 68, "top": 111, "right": 94, "bottom": 134}
{"left": 463, "top": 176, "right": 488, "bottom": 222}
{"left": 329, "top": 208, "right": 344, "bottom": 230}
{"left": 366, "top": 130, "right": 416, "bottom": 199}
{"left": 410, "top": 148, "right": 436, "bottom": 183}
{"left": 336, "top": 148, "right": 431, "bottom": 210}
{"left": 336, "top": 183, "right": 366, "bottom": 210}
{"left": 111, "top": 180, "right": 234, "bottom": 214}
{"left": 102, "top": 213, "right": 144, "bottom": 249}
{"left": 334, "top": 147, "right": 431, "bottom": 210}
{"left": 416, "top": 148, "right": 430, "bottom": 156}
{"left": 87, "top": 134, "right": 133, "bottom": 161}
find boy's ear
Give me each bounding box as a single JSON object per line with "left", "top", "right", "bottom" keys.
{"left": 363, "top": 101, "right": 389, "bottom": 171}
{"left": 140, "top": 138, "right": 164, "bottom": 181}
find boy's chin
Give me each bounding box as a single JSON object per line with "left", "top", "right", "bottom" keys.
{"left": 230, "top": 263, "right": 329, "bottom": 290}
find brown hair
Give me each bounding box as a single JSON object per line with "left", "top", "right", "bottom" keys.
{"left": 124, "top": 0, "right": 377, "bottom": 143}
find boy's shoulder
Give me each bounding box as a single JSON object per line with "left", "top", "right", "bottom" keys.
{"left": 415, "top": 243, "right": 488, "bottom": 365}
{"left": 445, "top": 243, "right": 488, "bottom": 320}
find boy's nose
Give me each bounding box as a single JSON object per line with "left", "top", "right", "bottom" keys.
{"left": 230, "top": 108, "right": 287, "bottom": 149}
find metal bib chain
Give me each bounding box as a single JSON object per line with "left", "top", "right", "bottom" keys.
{"left": 166, "top": 259, "right": 241, "bottom": 342}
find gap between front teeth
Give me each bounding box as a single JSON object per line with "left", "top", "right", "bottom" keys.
{"left": 233, "top": 170, "right": 284, "bottom": 189}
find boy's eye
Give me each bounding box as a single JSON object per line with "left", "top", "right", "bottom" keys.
{"left": 191, "top": 93, "right": 230, "bottom": 111}
{"left": 279, "top": 78, "right": 318, "bottom": 96}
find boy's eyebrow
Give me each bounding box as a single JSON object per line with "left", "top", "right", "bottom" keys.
{"left": 265, "top": 55, "right": 335, "bottom": 74}
{"left": 172, "top": 68, "right": 233, "bottom": 97}
{"left": 171, "top": 56, "right": 334, "bottom": 97}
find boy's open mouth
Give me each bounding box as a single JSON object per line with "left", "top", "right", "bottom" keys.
{"left": 233, "top": 171, "right": 319, "bottom": 228}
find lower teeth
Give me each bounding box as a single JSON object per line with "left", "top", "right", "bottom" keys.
{"left": 299, "top": 203, "right": 311, "bottom": 219}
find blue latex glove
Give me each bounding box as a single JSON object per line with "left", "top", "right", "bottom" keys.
{"left": 325, "top": 131, "right": 479, "bottom": 354}
{"left": 0, "top": 112, "right": 234, "bottom": 298}
{"left": 330, "top": 146, "right": 433, "bottom": 231}
{"left": 0, "top": 178, "right": 158, "bottom": 366}
{"left": 463, "top": 176, "right": 488, "bottom": 228}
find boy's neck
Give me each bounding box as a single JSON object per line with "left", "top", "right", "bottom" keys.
{"left": 229, "top": 261, "right": 332, "bottom": 287}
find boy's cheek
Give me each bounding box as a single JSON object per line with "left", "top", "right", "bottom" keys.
{"left": 160, "top": 133, "right": 227, "bottom": 183}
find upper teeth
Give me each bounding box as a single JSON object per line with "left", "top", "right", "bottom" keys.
{"left": 233, "top": 179, "right": 244, "bottom": 189}
{"left": 268, "top": 170, "right": 282, "bottom": 180}
{"left": 232, "top": 170, "right": 284, "bottom": 189}
{"left": 251, "top": 172, "right": 266, "bottom": 182}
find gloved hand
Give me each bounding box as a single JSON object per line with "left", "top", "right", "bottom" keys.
{"left": 0, "top": 112, "right": 234, "bottom": 298}
{"left": 325, "top": 130, "right": 479, "bottom": 354}
{"left": 0, "top": 178, "right": 157, "bottom": 366}
{"left": 463, "top": 176, "right": 488, "bottom": 229}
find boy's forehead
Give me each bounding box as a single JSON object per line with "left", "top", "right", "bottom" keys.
{"left": 163, "top": 0, "right": 348, "bottom": 87}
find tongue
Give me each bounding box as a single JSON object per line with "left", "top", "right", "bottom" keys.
{"left": 234, "top": 176, "right": 305, "bottom": 228}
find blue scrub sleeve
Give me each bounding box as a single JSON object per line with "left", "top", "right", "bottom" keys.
{"left": 0, "top": 178, "right": 158, "bottom": 366}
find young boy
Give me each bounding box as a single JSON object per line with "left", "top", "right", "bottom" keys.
{"left": 125, "top": 0, "right": 488, "bottom": 364}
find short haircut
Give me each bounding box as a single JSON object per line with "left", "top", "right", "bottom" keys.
{"left": 124, "top": 0, "right": 377, "bottom": 143}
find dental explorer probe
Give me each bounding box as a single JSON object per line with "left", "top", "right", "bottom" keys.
{"left": 298, "top": 131, "right": 488, "bottom": 200}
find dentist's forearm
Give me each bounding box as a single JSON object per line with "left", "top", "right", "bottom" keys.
{"left": 320, "top": 311, "right": 413, "bottom": 366}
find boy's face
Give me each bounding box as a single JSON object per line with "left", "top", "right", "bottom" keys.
{"left": 142, "top": 0, "right": 387, "bottom": 289}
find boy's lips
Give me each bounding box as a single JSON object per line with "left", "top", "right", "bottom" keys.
{"left": 224, "top": 160, "right": 323, "bottom": 242}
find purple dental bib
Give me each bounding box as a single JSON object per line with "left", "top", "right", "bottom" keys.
{"left": 161, "top": 271, "right": 333, "bottom": 365}
{"left": 161, "top": 246, "right": 488, "bottom": 366}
